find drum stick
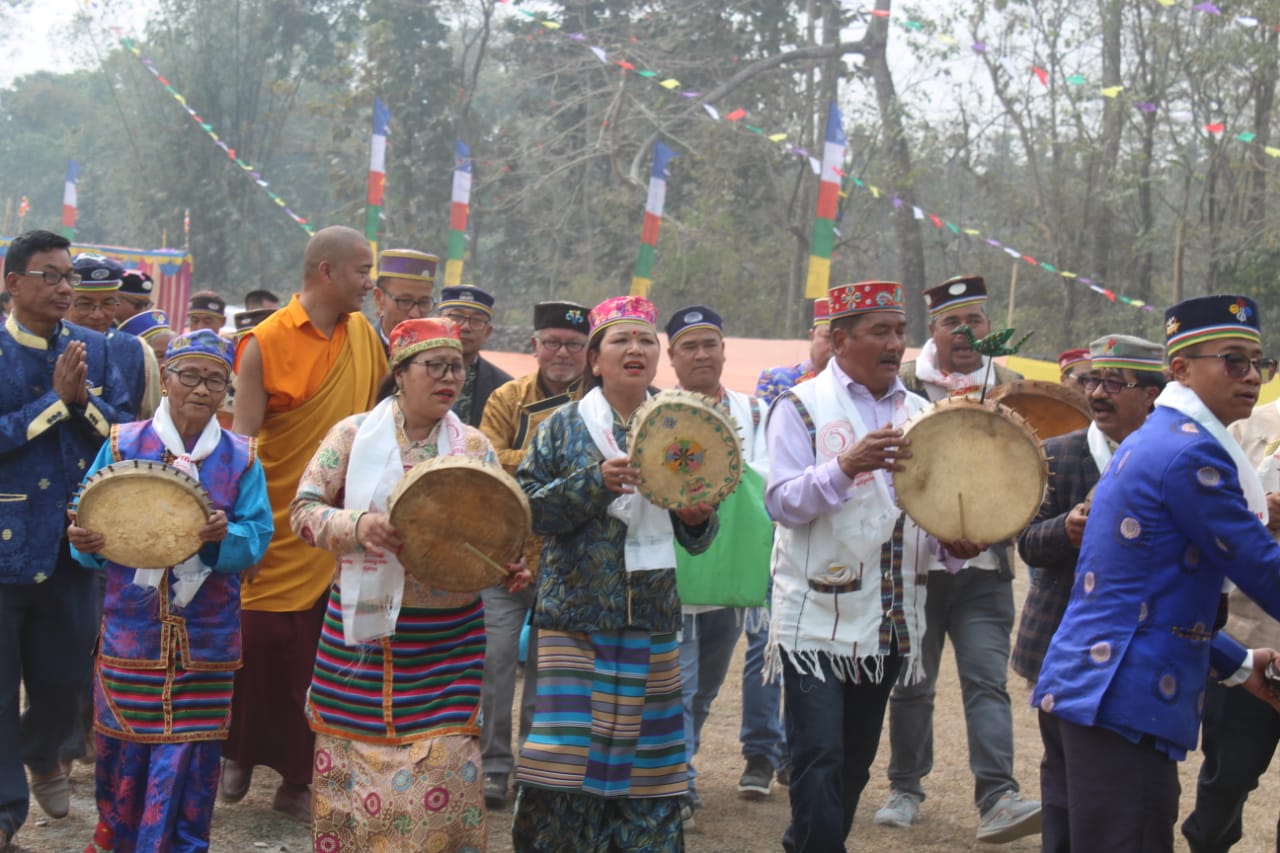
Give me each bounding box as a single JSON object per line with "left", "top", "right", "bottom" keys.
{"left": 463, "top": 542, "right": 508, "bottom": 576}
{"left": 958, "top": 492, "right": 967, "bottom": 540}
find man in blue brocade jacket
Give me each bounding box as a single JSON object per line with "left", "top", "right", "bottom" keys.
{"left": 1034, "top": 294, "right": 1280, "bottom": 853}
{"left": 0, "top": 230, "right": 136, "bottom": 849}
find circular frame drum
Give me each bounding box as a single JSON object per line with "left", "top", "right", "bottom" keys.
{"left": 988, "top": 379, "right": 1091, "bottom": 441}
{"left": 893, "top": 398, "right": 1048, "bottom": 543}
{"left": 389, "top": 455, "right": 530, "bottom": 592}
{"left": 628, "top": 390, "right": 742, "bottom": 510}
{"left": 72, "top": 460, "right": 212, "bottom": 567}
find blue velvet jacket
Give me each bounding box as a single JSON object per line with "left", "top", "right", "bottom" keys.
{"left": 0, "top": 315, "right": 135, "bottom": 584}
{"left": 516, "top": 401, "right": 718, "bottom": 634}
{"left": 1034, "top": 405, "right": 1280, "bottom": 759}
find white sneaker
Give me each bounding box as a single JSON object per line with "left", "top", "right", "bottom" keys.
{"left": 873, "top": 790, "right": 922, "bottom": 828}
{"left": 977, "top": 791, "right": 1042, "bottom": 843}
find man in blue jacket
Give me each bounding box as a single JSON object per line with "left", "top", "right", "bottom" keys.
{"left": 0, "top": 230, "right": 135, "bottom": 850}
{"left": 1034, "top": 294, "right": 1280, "bottom": 853}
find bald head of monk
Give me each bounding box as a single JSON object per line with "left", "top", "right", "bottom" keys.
{"left": 302, "top": 225, "right": 375, "bottom": 315}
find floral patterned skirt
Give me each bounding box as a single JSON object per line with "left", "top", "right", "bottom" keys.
{"left": 312, "top": 732, "right": 486, "bottom": 853}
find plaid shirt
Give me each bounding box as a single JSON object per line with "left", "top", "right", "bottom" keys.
{"left": 1012, "top": 427, "right": 1099, "bottom": 681}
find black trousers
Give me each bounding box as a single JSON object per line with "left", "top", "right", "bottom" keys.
{"left": 1039, "top": 711, "right": 1180, "bottom": 853}
{"left": 1182, "top": 680, "right": 1280, "bottom": 853}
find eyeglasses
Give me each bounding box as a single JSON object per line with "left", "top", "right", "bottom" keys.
{"left": 71, "top": 298, "right": 123, "bottom": 314}
{"left": 537, "top": 338, "right": 586, "bottom": 354}
{"left": 406, "top": 359, "right": 466, "bottom": 379}
{"left": 1184, "top": 352, "right": 1279, "bottom": 382}
{"left": 167, "top": 369, "right": 229, "bottom": 393}
{"left": 20, "top": 269, "right": 83, "bottom": 287}
{"left": 382, "top": 291, "right": 436, "bottom": 313}
{"left": 1078, "top": 376, "right": 1141, "bottom": 395}
{"left": 441, "top": 312, "right": 491, "bottom": 330}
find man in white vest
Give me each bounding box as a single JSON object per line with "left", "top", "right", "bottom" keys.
{"left": 664, "top": 305, "right": 771, "bottom": 827}
{"left": 764, "top": 280, "right": 980, "bottom": 853}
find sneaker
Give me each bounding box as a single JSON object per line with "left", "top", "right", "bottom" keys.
{"left": 737, "top": 756, "right": 774, "bottom": 799}
{"left": 977, "top": 791, "right": 1042, "bottom": 844}
{"left": 484, "top": 772, "right": 508, "bottom": 809}
{"left": 873, "top": 790, "right": 922, "bottom": 828}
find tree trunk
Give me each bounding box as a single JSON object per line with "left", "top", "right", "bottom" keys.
{"left": 863, "top": 0, "right": 927, "bottom": 341}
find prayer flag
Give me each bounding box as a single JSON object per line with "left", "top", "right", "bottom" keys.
{"left": 805, "top": 102, "right": 845, "bottom": 298}
{"left": 630, "top": 140, "right": 676, "bottom": 297}
{"left": 60, "top": 160, "right": 79, "bottom": 239}
{"left": 444, "top": 139, "right": 472, "bottom": 288}
{"left": 365, "top": 98, "right": 389, "bottom": 246}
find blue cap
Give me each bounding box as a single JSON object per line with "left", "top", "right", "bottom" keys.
{"left": 166, "top": 329, "right": 234, "bottom": 371}
{"left": 1165, "top": 295, "right": 1262, "bottom": 355}
{"left": 119, "top": 309, "right": 172, "bottom": 340}
{"left": 437, "top": 284, "right": 495, "bottom": 317}
{"left": 72, "top": 254, "right": 125, "bottom": 291}
{"left": 664, "top": 305, "right": 723, "bottom": 344}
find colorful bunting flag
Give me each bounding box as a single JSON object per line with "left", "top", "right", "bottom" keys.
{"left": 365, "top": 98, "right": 389, "bottom": 250}
{"left": 805, "top": 103, "right": 845, "bottom": 299}
{"left": 630, "top": 140, "right": 676, "bottom": 297}
{"left": 444, "top": 139, "right": 472, "bottom": 288}
{"left": 60, "top": 160, "right": 79, "bottom": 239}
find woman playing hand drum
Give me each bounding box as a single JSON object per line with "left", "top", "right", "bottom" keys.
{"left": 69, "top": 329, "right": 273, "bottom": 853}
{"left": 511, "top": 296, "right": 718, "bottom": 852}
{"left": 290, "top": 317, "right": 528, "bottom": 853}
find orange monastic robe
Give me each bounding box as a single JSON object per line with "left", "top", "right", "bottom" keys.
{"left": 238, "top": 295, "right": 387, "bottom": 612}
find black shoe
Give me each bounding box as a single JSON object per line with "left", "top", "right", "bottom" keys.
{"left": 484, "top": 772, "right": 508, "bottom": 809}
{"left": 737, "top": 756, "right": 774, "bottom": 799}
{"left": 775, "top": 763, "right": 791, "bottom": 787}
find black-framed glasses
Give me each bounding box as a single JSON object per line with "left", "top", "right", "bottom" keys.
{"left": 167, "top": 368, "right": 229, "bottom": 393}
{"left": 441, "top": 311, "right": 490, "bottom": 329}
{"left": 407, "top": 359, "right": 465, "bottom": 380}
{"left": 537, "top": 338, "right": 586, "bottom": 354}
{"left": 1078, "top": 376, "right": 1140, "bottom": 395}
{"left": 21, "top": 269, "right": 82, "bottom": 287}
{"left": 1184, "top": 353, "right": 1279, "bottom": 382}
{"left": 382, "top": 291, "right": 435, "bottom": 313}
{"left": 71, "top": 298, "right": 122, "bottom": 314}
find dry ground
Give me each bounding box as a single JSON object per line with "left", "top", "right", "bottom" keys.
{"left": 13, "top": 570, "right": 1280, "bottom": 852}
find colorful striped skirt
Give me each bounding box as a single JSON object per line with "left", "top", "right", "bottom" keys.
{"left": 93, "top": 660, "right": 234, "bottom": 742}
{"left": 516, "top": 629, "right": 687, "bottom": 799}
{"left": 307, "top": 588, "right": 485, "bottom": 743}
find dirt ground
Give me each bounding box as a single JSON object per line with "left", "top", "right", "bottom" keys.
{"left": 12, "top": 570, "right": 1280, "bottom": 852}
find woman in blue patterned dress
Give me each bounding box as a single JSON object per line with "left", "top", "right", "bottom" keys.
{"left": 512, "top": 296, "right": 718, "bottom": 852}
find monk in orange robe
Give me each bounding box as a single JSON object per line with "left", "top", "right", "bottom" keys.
{"left": 220, "top": 226, "right": 387, "bottom": 820}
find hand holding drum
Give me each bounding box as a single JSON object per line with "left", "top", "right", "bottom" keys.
{"left": 837, "top": 427, "right": 911, "bottom": 478}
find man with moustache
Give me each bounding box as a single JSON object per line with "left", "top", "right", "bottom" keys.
{"left": 1013, "top": 335, "right": 1165, "bottom": 687}
{"left": 476, "top": 300, "right": 589, "bottom": 809}
{"left": 1034, "top": 295, "right": 1280, "bottom": 851}
{"left": 876, "top": 274, "right": 1041, "bottom": 843}
{"left": 370, "top": 249, "right": 438, "bottom": 357}
{"left": 765, "top": 281, "right": 981, "bottom": 853}
{"left": 0, "top": 231, "right": 135, "bottom": 848}
{"left": 437, "top": 285, "right": 512, "bottom": 427}
{"left": 222, "top": 225, "right": 387, "bottom": 821}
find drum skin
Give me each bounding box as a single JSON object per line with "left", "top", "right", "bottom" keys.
{"left": 893, "top": 398, "right": 1048, "bottom": 543}
{"left": 628, "top": 390, "right": 742, "bottom": 510}
{"left": 73, "top": 460, "right": 212, "bottom": 568}
{"left": 989, "top": 379, "right": 1091, "bottom": 441}
{"left": 389, "top": 455, "right": 530, "bottom": 592}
